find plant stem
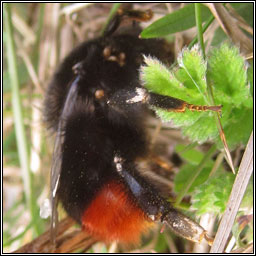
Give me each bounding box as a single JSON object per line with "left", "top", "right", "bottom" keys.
{"left": 4, "top": 3, "right": 30, "bottom": 206}
{"left": 189, "top": 15, "right": 215, "bottom": 49}
{"left": 175, "top": 144, "right": 217, "bottom": 206}
{"left": 195, "top": 3, "right": 206, "bottom": 59}
{"left": 4, "top": 3, "right": 39, "bottom": 234}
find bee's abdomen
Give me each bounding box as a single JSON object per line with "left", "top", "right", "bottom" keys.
{"left": 82, "top": 180, "right": 153, "bottom": 244}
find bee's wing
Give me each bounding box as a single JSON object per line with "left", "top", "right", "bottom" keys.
{"left": 50, "top": 76, "right": 81, "bottom": 244}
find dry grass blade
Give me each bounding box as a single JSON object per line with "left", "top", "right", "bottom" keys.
{"left": 12, "top": 11, "right": 36, "bottom": 46}
{"left": 205, "top": 3, "right": 252, "bottom": 54}
{"left": 18, "top": 47, "right": 44, "bottom": 94}
{"left": 60, "top": 3, "right": 94, "bottom": 16}
{"left": 12, "top": 217, "right": 96, "bottom": 253}
{"left": 210, "top": 131, "right": 253, "bottom": 253}
{"left": 225, "top": 3, "right": 253, "bottom": 35}
{"left": 38, "top": 3, "right": 60, "bottom": 82}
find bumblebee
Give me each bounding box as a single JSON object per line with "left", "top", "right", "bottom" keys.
{"left": 44, "top": 8, "right": 216, "bottom": 245}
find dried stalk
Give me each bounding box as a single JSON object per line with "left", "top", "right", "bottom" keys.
{"left": 12, "top": 217, "right": 96, "bottom": 253}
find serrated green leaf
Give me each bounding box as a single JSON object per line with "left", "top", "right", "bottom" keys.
{"left": 177, "top": 45, "right": 208, "bottom": 99}
{"left": 141, "top": 44, "right": 252, "bottom": 146}
{"left": 214, "top": 191, "right": 224, "bottom": 200}
{"left": 192, "top": 201, "right": 202, "bottom": 208}
{"left": 242, "top": 94, "right": 253, "bottom": 109}
{"left": 140, "top": 3, "right": 212, "bottom": 38}
{"left": 141, "top": 54, "right": 213, "bottom": 131}
{"left": 208, "top": 43, "right": 249, "bottom": 107}
{"left": 155, "top": 108, "right": 202, "bottom": 126}
{"left": 192, "top": 172, "right": 235, "bottom": 215}
{"left": 213, "top": 201, "right": 225, "bottom": 210}
{"left": 142, "top": 51, "right": 208, "bottom": 103}
{"left": 193, "top": 192, "right": 204, "bottom": 201}
{"left": 141, "top": 56, "right": 186, "bottom": 98}
{"left": 182, "top": 113, "right": 217, "bottom": 143}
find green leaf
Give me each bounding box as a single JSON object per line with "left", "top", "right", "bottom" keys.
{"left": 174, "top": 164, "right": 212, "bottom": 194}
{"left": 181, "top": 112, "right": 217, "bottom": 143}
{"left": 141, "top": 43, "right": 252, "bottom": 147}
{"left": 141, "top": 3, "right": 212, "bottom": 38}
{"left": 142, "top": 47, "right": 208, "bottom": 103}
{"left": 213, "top": 201, "right": 225, "bottom": 212}
{"left": 191, "top": 172, "right": 235, "bottom": 215}
{"left": 208, "top": 43, "right": 249, "bottom": 107}
{"left": 154, "top": 234, "right": 168, "bottom": 252}
{"left": 175, "top": 144, "right": 205, "bottom": 165}
{"left": 141, "top": 56, "right": 187, "bottom": 98}
{"left": 214, "top": 191, "right": 224, "bottom": 200}
{"left": 155, "top": 108, "right": 202, "bottom": 126}
{"left": 142, "top": 49, "right": 219, "bottom": 142}
{"left": 141, "top": 50, "right": 211, "bottom": 128}
{"left": 177, "top": 45, "right": 208, "bottom": 98}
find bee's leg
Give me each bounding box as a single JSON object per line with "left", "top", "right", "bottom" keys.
{"left": 126, "top": 88, "right": 222, "bottom": 114}
{"left": 113, "top": 155, "right": 210, "bottom": 244}
{"left": 148, "top": 92, "right": 222, "bottom": 113}
{"left": 103, "top": 8, "right": 153, "bottom": 37}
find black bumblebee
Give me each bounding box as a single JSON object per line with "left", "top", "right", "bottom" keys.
{"left": 44, "top": 8, "right": 217, "bottom": 245}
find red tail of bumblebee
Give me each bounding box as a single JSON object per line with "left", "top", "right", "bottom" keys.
{"left": 82, "top": 181, "right": 152, "bottom": 244}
